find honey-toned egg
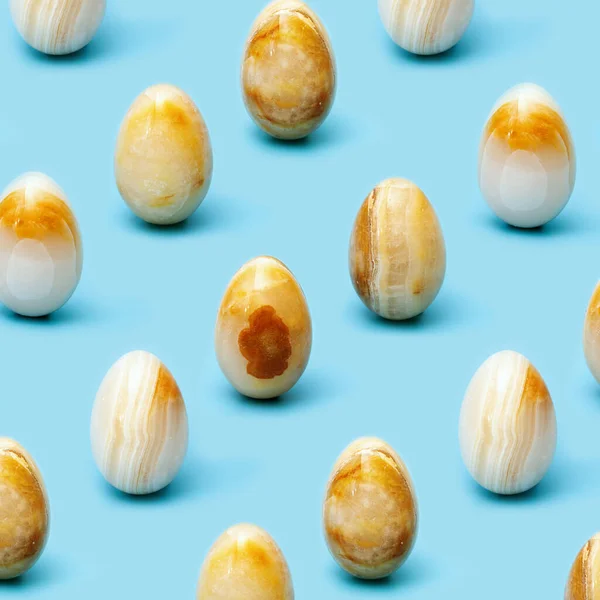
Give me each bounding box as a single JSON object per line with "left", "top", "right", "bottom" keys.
{"left": 349, "top": 178, "right": 446, "bottom": 320}
{"left": 583, "top": 282, "right": 600, "bottom": 384}
{"left": 479, "top": 83, "right": 576, "bottom": 228}
{"left": 197, "top": 524, "right": 294, "bottom": 600}
{"left": 115, "top": 84, "right": 213, "bottom": 225}
{"left": 378, "top": 0, "right": 474, "bottom": 55}
{"left": 10, "top": 0, "right": 105, "bottom": 55}
{"left": 242, "top": 0, "right": 336, "bottom": 140}
{"left": 459, "top": 350, "right": 557, "bottom": 495}
{"left": 0, "top": 172, "right": 83, "bottom": 317}
{"left": 565, "top": 533, "right": 600, "bottom": 600}
{"left": 90, "top": 351, "right": 188, "bottom": 495}
{"left": 0, "top": 438, "right": 49, "bottom": 579}
{"left": 323, "top": 437, "right": 418, "bottom": 579}
{"left": 215, "top": 256, "right": 312, "bottom": 399}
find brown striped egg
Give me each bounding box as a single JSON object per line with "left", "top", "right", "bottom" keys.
{"left": 242, "top": 0, "right": 336, "bottom": 140}
{"left": 349, "top": 178, "right": 446, "bottom": 320}
{"left": 0, "top": 172, "right": 82, "bottom": 317}
{"left": 459, "top": 350, "right": 557, "bottom": 495}
{"left": 323, "top": 437, "right": 418, "bottom": 579}
{"left": 197, "top": 524, "right": 294, "bottom": 600}
{"left": 584, "top": 282, "right": 600, "bottom": 384}
{"left": 215, "top": 256, "right": 312, "bottom": 399}
{"left": 0, "top": 438, "right": 49, "bottom": 579}
{"left": 90, "top": 351, "right": 188, "bottom": 495}
{"left": 565, "top": 533, "right": 600, "bottom": 600}
{"left": 479, "top": 83, "right": 576, "bottom": 228}
{"left": 115, "top": 84, "right": 213, "bottom": 225}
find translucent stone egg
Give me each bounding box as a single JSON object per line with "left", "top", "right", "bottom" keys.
{"left": 0, "top": 172, "right": 82, "bottom": 317}
{"left": 323, "top": 437, "right": 418, "bottom": 579}
{"left": 479, "top": 83, "right": 576, "bottom": 228}
{"left": 459, "top": 350, "right": 557, "bottom": 495}
{"left": 583, "top": 282, "right": 600, "bottom": 384}
{"left": 565, "top": 533, "right": 600, "bottom": 600}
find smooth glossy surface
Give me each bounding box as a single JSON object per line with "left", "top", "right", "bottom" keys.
{"left": 378, "top": 0, "right": 474, "bottom": 55}
{"left": 0, "top": 438, "right": 49, "bottom": 579}
{"left": 90, "top": 350, "right": 188, "bottom": 495}
{"left": 115, "top": 84, "right": 213, "bottom": 225}
{"left": 0, "top": 172, "right": 82, "bottom": 317}
{"left": 10, "top": 0, "right": 105, "bottom": 55}
{"left": 479, "top": 83, "right": 576, "bottom": 228}
{"left": 197, "top": 524, "right": 294, "bottom": 599}
{"left": 323, "top": 437, "right": 418, "bottom": 579}
{"left": 349, "top": 178, "right": 446, "bottom": 320}
{"left": 584, "top": 282, "right": 600, "bottom": 383}
{"left": 215, "top": 256, "right": 312, "bottom": 399}
{"left": 566, "top": 533, "right": 600, "bottom": 600}
{"left": 459, "top": 350, "right": 557, "bottom": 495}
{"left": 242, "top": 0, "right": 336, "bottom": 139}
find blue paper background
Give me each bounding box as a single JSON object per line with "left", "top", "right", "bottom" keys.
{"left": 0, "top": 0, "right": 598, "bottom": 597}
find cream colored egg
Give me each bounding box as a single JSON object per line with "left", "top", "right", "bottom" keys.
{"left": 215, "top": 256, "right": 312, "bottom": 399}
{"left": 459, "top": 350, "right": 557, "bottom": 495}
{"left": 242, "top": 0, "right": 336, "bottom": 140}
{"left": 378, "top": 0, "right": 474, "bottom": 55}
{"left": 349, "top": 178, "right": 446, "bottom": 320}
{"left": 90, "top": 351, "right": 188, "bottom": 495}
{"left": 10, "top": 0, "right": 105, "bottom": 55}
{"left": 197, "top": 524, "right": 294, "bottom": 600}
{"left": 479, "top": 83, "right": 576, "bottom": 228}
{"left": 565, "top": 533, "right": 600, "bottom": 600}
{"left": 115, "top": 84, "right": 213, "bottom": 225}
{"left": 583, "top": 282, "right": 600, "bottom": 384}
{"left": 0, "top": 172, "right": 82, "bottom": 317}
{"left": 0, "top": 438, "right": 49, "bottom": 579}
{"left": 323, "top": 437, "right": 418, "bottom": 579}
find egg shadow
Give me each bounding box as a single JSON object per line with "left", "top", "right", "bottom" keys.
{"left": 0, "top": 297, "right": 105, "bottom": 327}
{"left": 0, "top": 554, "right": 67, "bottom": 588}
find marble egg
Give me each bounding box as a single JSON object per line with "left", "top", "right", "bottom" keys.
{"left": 90, "top": 351, "right": 188, "bottom": 495}
{"left": 197, "top": 523, "right": 294, "bottom": 600}
{"left": 459, "top": 350, "right": 557, "bottom": 495}
{"left": 115, "top": 84, "right": 213, "bottom": 225}
{"left": 0, "top": 172, "right": 82, "bottom": 317}
{"left": 323, "top": 437, "right": 418, "bottom": 579}
{"left": 10, "top": 0, "right": 105, "bottom": 55}
{"left": 583, "top": 282, "right": 600, "bottom": 384}
{"left": 479, "top": 83, "right": 576, "bottom": 228}
{"left": 0, "top": 438, "right": 49, "bottom": 579}
{"left": 242, "top": 0, "right": 336, "bottom": 140}
{"left": 215, "top": 256, "right": 312, "bottom": 399}
{"left": 378, "top": 0, "right": 474, "bottom": 55}
{"left": 565, "top": 533, "right": 600, "bottom": 600}
{"left": 349, "top": 177, "right": 446, "bottom": 320}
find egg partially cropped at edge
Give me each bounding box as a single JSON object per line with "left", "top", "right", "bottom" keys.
{"left": 0, "top": 172, "right": 82, "bottom": 317}
{"left": 323, "top": 437, "right": 418, "bottom": 579}
{"left": 459, "top": 350, "right": 557, "bottom": 495}
{"left": 90, "top": 350, "right": 188, "bottom": 495}
{"left": 197, "top": 523, "right": 294, "bottom": 600}
{"left": 583, "top": 282, "right": 600, "bottom": 384}
{"left": 565, "top": 533, "right": 600, "bottom": 600}
{"left": 378, "top": 0, "right": 474, "bottom": 55}
{"left": 215, "top": 256, "right": 312, "bottom": 399}
{"left": 242, "top": 0, "right": 336, "bottom": 140}
{"left": 479, "top": 83, "right": 576, "bottom": 228}
{"left": 115, "top": 84, "right": 213, "bottom": 225}
{"left": 10, "top": 0, "right": 106, "bottom": 55}
{"left": 0, "top": 438, "right": 49, "bottom": 579}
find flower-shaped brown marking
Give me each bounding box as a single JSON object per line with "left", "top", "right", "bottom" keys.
{"left": 238, "top": 306, "right": 292, "bottom": 379}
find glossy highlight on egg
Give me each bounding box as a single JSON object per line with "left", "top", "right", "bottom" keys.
{"left": 242, "top": 0, "right": 336, "bottom": 140}
{"left": 10, "top": 0, "right": 106, "bottom": 55}
{"left": 479, "top": 83, "right": 576, "bottom": 228}
{"left": 459, "top": 350, "right": 557, "bottom": 495}
{"left": 115, "top": 84, "right": 213, "bottom": 225}
{"left": 349, "top": 177, "right": 446, "bottom": 320}
{"left": 378, "top": 0, "right": 474, "bottom": 55}
{"left": 90, "top": 351, "right": 188, "bottom": 495}
{"left": 215, "top": 256, "right": 312, "bottom": 399}
{"left": 197, "top": 523, "right": 294, "bottom": 600}
{"left": 323, "top": 437, "right": 418, "bottom": 579}
{"left": 0, "top": 172, "right": 82, "bottom": 317}
{"left": 0, "top": 438, "right": 49, "bottom": 579}
{"left": 565, "top": 533, "right": 600, "bottom": 600}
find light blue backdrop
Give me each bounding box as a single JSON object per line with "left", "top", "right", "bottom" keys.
{"left": 0, "top": 0, "right": 597, "bottom": 597}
